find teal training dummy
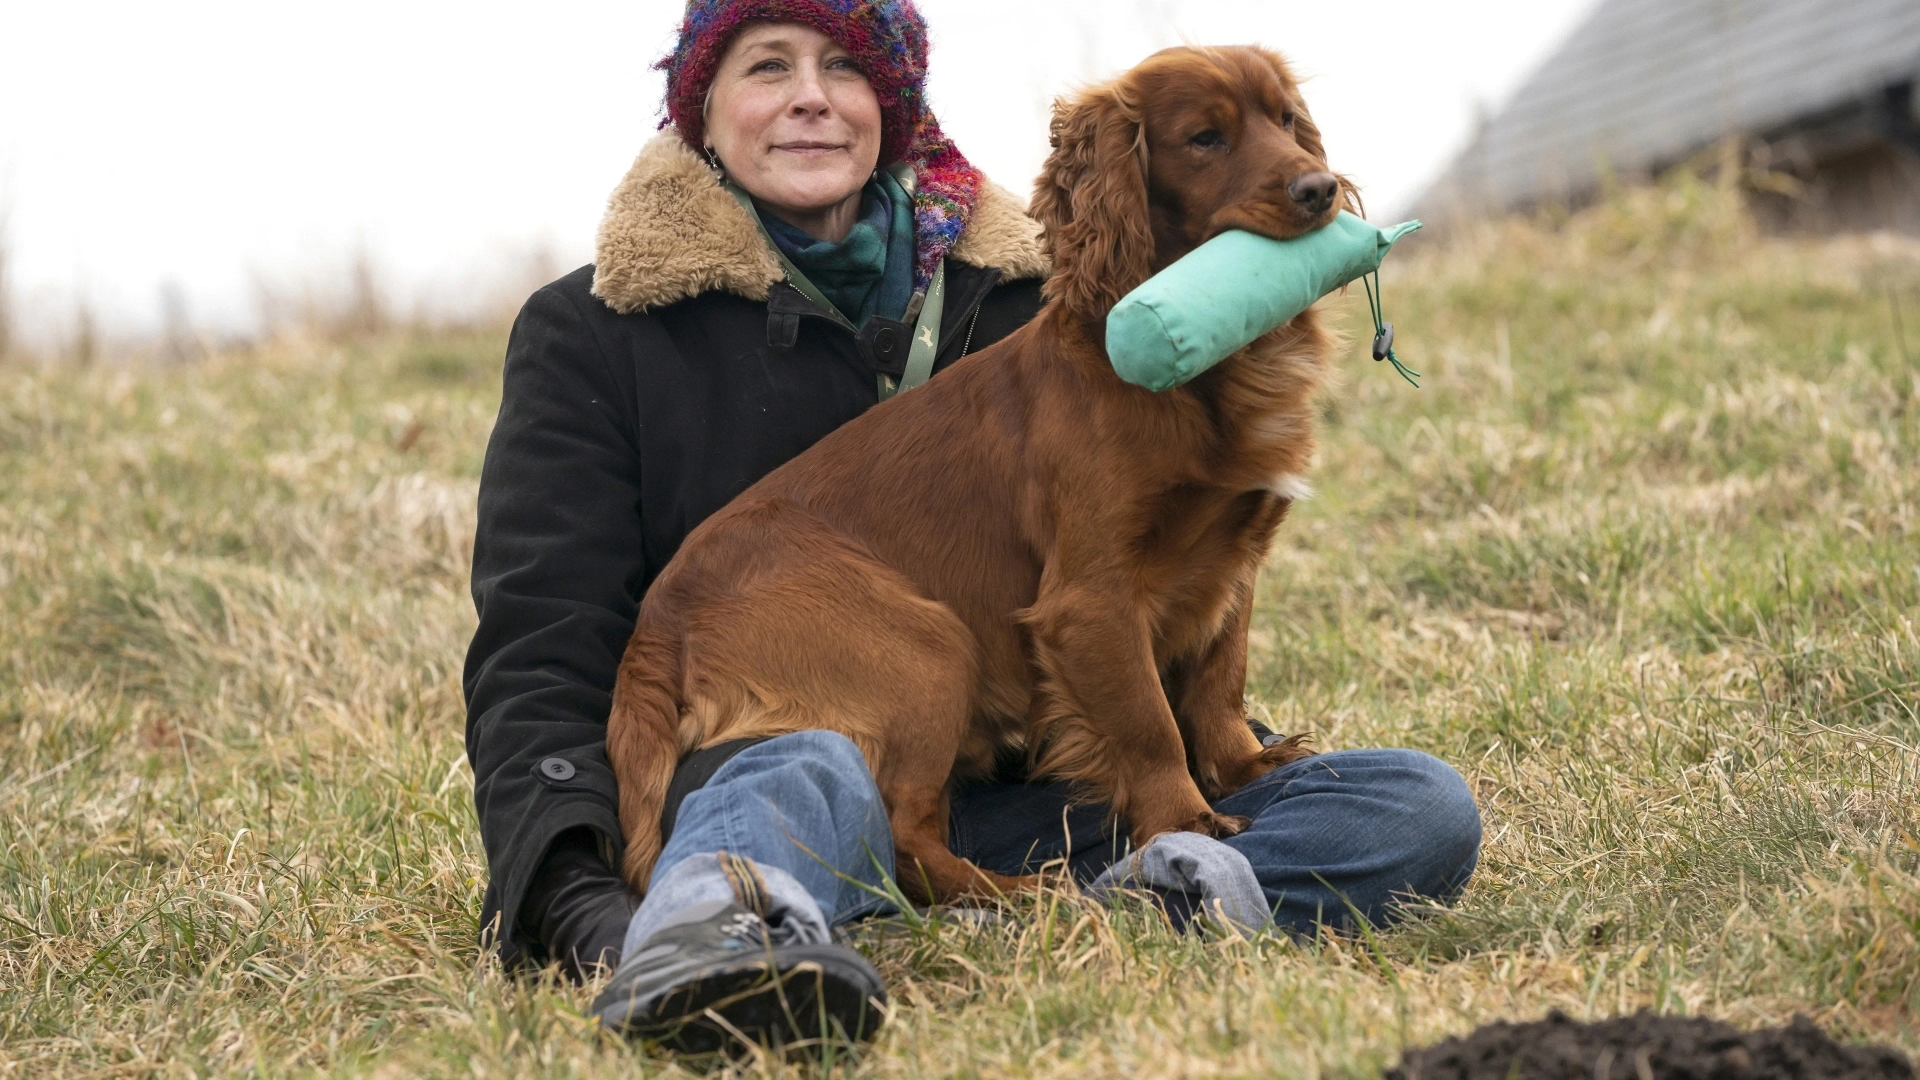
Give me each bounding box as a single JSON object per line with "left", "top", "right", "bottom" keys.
{"left": 1106, "top": 211, "right": 1422, "bottom": 392}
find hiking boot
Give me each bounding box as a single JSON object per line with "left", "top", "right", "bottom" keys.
{"left": 591, "top": 898, "right": 887, "bottom": 1053}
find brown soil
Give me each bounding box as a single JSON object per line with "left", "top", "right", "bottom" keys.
{"left": 1387, "top": 1010, "right": 1913, "bottom": 1080}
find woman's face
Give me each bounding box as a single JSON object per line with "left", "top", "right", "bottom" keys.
{"left": 705, "top": 22, "right": 883, "bottom": 238}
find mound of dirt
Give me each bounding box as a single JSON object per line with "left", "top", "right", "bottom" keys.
{"left": 1387, "top": 1010, "right": 1913, "bottom": 1080}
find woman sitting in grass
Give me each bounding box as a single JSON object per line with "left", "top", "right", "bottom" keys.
{"left": 463, "top": 0, "right": 1483, "bottom": 1051}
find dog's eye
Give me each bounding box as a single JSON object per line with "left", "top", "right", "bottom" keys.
{"left": 1281, "top": 113, "right": 1296, "bottom": 131}
{"left": 1188, "top": 129, "right": 1227, "bottom": 150}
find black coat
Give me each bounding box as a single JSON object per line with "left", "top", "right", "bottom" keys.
{"left": 464, "top": 236, "right": 1046, "bottom": 967}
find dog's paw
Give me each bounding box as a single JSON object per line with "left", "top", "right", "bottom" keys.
{"left": 1174, "top": 810, "right": 1251, "bottom": 839}
{"left": 1255, "top": 731, "right": 1316, "bottom": 768}
{"left": 1205, "top": 732, "right": 1317, "bottom": 796}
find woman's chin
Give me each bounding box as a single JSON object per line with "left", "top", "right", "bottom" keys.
{"left": 757, "top": 176, "right": 870, "bottom": 214}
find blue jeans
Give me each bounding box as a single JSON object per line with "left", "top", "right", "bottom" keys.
{"left": 625, "top": 730, "right": 1481, "bottom": 948}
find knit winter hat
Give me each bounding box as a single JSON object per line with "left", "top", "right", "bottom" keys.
{"left": 658, "top": 0, "right": 983, "bottom": 291}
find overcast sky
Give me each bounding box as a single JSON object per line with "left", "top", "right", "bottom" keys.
{"left": 0, "top": 0, "right": 1597, "bottom": 345}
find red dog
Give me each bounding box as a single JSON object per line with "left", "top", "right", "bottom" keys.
{"left": 608, "top": 45, "right": 1352, "bottom": 903}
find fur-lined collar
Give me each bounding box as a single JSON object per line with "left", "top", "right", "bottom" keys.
{"left": 592, "top": 134, "right": 1050, "bottom": 315}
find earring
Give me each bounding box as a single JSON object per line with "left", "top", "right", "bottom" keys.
{"left": 703, "top": 146, "right": 723, "bottom": 175}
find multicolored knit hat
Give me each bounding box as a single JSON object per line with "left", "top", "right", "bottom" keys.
{"left": 658, "top": 0, "right": 983, "bottom": 291}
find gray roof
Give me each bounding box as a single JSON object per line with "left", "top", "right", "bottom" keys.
{"left": 1414, "top": 0, "right": 1920, "bottom": 215}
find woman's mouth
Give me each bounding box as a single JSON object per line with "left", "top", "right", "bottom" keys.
{"left": 773, "top": 142, "right": 846, "bottom": 156}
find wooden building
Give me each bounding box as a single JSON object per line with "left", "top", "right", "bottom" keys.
{"left": 1411, "top": 0, "right": 1920, "bottom": 232}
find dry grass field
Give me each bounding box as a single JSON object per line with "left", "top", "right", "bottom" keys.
{"left": 3, "top": 174, "right": 1918, "bottom": 1077}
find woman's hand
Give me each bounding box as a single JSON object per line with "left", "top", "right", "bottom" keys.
{"left": 519, "top": 828, "right": 641, "bottom": 982}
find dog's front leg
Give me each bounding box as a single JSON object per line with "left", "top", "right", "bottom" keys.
{"left": 1025, "top": 584, "right": 1247, "bottom": 843}
{"left": 1167, "top": 575, "right": 1315, "bottom": 800}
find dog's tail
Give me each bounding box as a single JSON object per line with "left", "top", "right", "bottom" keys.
{"left": 605, "top": 630, "right": 686, "bottom": 893}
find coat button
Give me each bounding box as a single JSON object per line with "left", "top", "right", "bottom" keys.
{"left": 873, "top": 326, "right": 898, "bottom": 357}
{"left": 538, "top": 757, "right": 576, "bottom": 782}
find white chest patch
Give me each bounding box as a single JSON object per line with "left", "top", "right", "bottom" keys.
{"left": 1264, "top": 473, "right": 1315, "bottom": 501}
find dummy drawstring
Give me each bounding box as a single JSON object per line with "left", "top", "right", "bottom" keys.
{"left": 1362, "top": 271, "right": 1421, "bottom": 387}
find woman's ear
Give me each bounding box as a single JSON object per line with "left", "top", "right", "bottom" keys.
{"left": 1031, "top": 80, "right": 1154, "bottom": 318}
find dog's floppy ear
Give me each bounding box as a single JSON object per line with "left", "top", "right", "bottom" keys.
{"left": 1031, "top": 80, "right": 1154, "bottom": 318}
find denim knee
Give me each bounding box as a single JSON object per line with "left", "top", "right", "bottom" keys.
{"left": 725, "top": 730, "right": 878, "bottom": 793}
{"left": 659, "top": 729, "right": 894, "bottom": 923}
{"left": 1380, "top": 749, "right": 1482, "bottom": 896}
{"left": 672, "top": 729, "right": 887, "bottom": 860}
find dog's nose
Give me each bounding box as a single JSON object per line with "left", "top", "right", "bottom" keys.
{"left": 1287, "top": 172, "right": 1339, "bottom": 215}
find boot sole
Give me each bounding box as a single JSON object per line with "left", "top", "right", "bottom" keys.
{"left": 595, "top": 945, "right": 886, "bottom": 1053}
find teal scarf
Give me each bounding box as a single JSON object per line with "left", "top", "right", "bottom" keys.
{"left": 758, "top": 170, "right": 915, "bottom": 327}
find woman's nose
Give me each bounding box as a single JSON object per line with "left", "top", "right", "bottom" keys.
{"left": 787, "top": 63, "right": 832, "bottom": 115}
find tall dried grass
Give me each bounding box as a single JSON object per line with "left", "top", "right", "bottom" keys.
{"left": 0, "top": 211, "right": 13, "bottom": 363}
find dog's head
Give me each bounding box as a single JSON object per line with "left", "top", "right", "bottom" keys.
{"left": 1032, "top": 45, "right": 1355, "bottom": 319}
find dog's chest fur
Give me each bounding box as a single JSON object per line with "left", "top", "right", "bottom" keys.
{"left": 1135, "top": 314, "right": 1334, "bottom": 659}
{"left": 959, "top": 312, "right": 1335, "bottom": 770}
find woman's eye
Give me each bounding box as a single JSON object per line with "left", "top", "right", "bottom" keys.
{"left": 750, "top": 59, "right": 787, "bottom": 75}
{"left": 827, "top": 56, "right": 863, "bottom": 73}
{"left": 1189, "top": 130, "right": 1227, "bottom": 150}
